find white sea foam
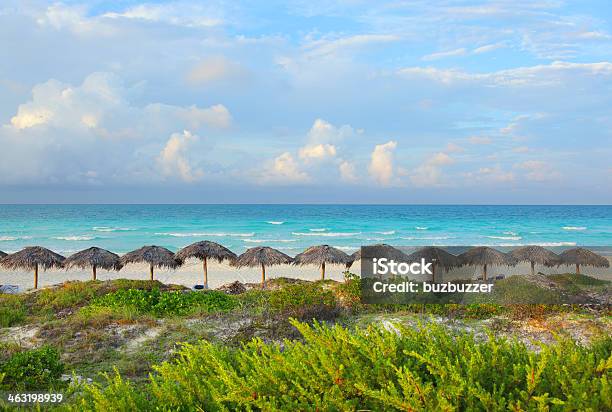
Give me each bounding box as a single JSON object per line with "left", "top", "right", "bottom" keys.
{"left": 53, "top": 235, "right": 96, "bottom": 241}
{"left": 535, "top": 242, "right": 577, "bottom": 247}
{"left": 308, "top": 228, "right": 328, "bottom": 232}
{"left": 415, "top": 227, "right": 428, "bottom": 230}
{"left": 484, "top": 242, "right": 577, "bottom": 247}
{"left": 243, "top": 238, "right": 295, "bottom": 243}
{"left": 562, "top": 226, "right": 587, "bottom": 231}
{"left": 292, "top": 232, "right": 360, "bottom": 237}
{"left": 92, "top": 227, "right": 134, "bottom": 232}
{"left": 266, "top": 221, "right": 285, "bottom": 225}
{"left": 155, "top": 232, "right": 255, "bottom": 237}
{"left": 503, "top": 231, "right": 518, "bottom": 236}
{"left": 486, "top": 235, "right": 522, "bottom": 241}
{"left": 0, "top": 236, "right": 32, "bottom": 241}
{"left": 376, "top": 230, "right": 395, "bottom": 235}
{"left": 400, "top": 236, "right": 452, "bottom": 240}
{"left": 336, "top": 246, "right": 359, "bottom": 251}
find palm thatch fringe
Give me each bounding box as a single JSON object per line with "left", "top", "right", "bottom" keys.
{"left": 458, "top": 246, "right": 516, "bottom": 281}
{"left": 0, "top": 246, "right": 65, "bottom": 289}
{"left": 558, "top": 247, "right": 609, "bottom": 275}
{"left": 509, "top": 246, "right": 560, "bottom": 276}
{"left": 406, "top": 247, "right": 461, "bottom": 282}
{"left": 120, "top": 246, "right": 182, "bottom": 281}
{"left": 232, "top": 246, "right": 293, "bottom": 288}
{"left": 293, "top": 245, "right": 351, "bottom": 280}
{"left": 64, "top": 247, "right": 122, "bottom": 280}
{"left": 176, "top": 241, "right": 237, "bottom": 288}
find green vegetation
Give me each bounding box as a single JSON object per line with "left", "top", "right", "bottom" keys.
{"left": 0, "top": 275, "right": 608, "bottom": 410}
{"left": 0, "top": 346, "right": 64, "bottom": 391}
{"left": 68, "top": 320, "right": 612, "bottom": 411}
{"left": 91, "top": 289, "right": 237, "bottom": 316}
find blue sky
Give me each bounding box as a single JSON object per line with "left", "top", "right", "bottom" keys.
{"left": 0, "top": 0, "right": 611, "bottom": 203}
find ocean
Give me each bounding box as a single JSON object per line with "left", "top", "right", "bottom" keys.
{"left": 0, "top": 205, "right": 610, "bottom": 255}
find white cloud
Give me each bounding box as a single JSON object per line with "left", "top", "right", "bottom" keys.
{"left": 103, "top": 3, "right": 224, "bottom": 28}
{"left": 7, "top": 72, "right": 231, "bottom": 134}
{"left": 398, "top": 61, "right": 612, "bottom": 87}
{"left": 186, "top": 56, "right": 247, "bottom": 85}
{"left": 473, "top": 43, "right": 505, "bottom": 54}
{"left": 298, "top": 143, "right": 337, "bottom": 161}
{"left": 516, "top": 160, "right": 560, "bottom": 181}
{"left": 304, "top": 34, "right": 400, "bottom": 58}
{"left": 369, "top": 141, "right": 397, "bottom": 186}
{"left": 158, "top": 130, "right": 204, "bottom": 182}
{"left": 445, "top": 142, "right": 465, "bottom": 153}
{"left": 422, "top": 48, "right": 467, "bottom": 61}
{"left": 0, "top": 72, "right": 230, "bottom": 185}
{"left": 263, "top": 152, "right": 310, "bottom": 183}
{"left": 176, "top": 104, "right": 232, "bottom": 129}
{"left": 410, "top": 152, "right": 454, "bottom": 187}
{"left": 339, "top": 160, "right": 358, "bottom": 182}
{"left": 307, "top": 118, "right": 354, "bottom": 143}
{"left": 467, "top": 165, "right": 515, "bottom": 183}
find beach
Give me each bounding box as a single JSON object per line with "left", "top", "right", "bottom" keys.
{"left": 2, "top": 258, "right": 611, "bottom": 292}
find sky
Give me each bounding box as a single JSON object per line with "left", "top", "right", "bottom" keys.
{"left": 0, "top": 0, "right": 611, "bottom": 204}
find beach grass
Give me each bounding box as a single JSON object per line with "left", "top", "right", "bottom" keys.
{"left": 0, "top": 275, "right": 609, "bottom": 410}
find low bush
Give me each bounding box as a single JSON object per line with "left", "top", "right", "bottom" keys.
{"left": 68, "top": 321, "right": 611, "bottom": 411}
{"left": 0, "top": 295, "right": 26, "bottom": 327}
{"left": 267, "top": 282, "right": 339, "bottom": 321}
{"left": 91, "top": 289, "right": 237, "bottom": 316}
{"left": 0, "top": 346, "right": 64, "bottom": 390}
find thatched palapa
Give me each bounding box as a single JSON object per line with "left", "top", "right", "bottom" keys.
{"left": 176, "top": 241, "right": 237, "bottom": 289}
{"left": 558, "top": 247, "right": 609, "bottom": 275}
{"left": 406, "top": 247, "right": 461, "bottom": 282}
{"left": 0, "top": 250, "right": 6, "bottom": 258}
{"left": 347, "top": 244, "right": 407, "bottom": 268}
{"left": 64, "top": 247, "right": 122, "bottom": 281}
{"left": 458, "top": 246, "right": 516, "bottom": 280}
{"left": 509, "top": 246, "right": 560, "bottom": 276}
{"left": 232, "top": 246, "right": 292, "bottom": 288}
{"left": 0, "top": 246, "right": 65, "bottom": 289}
{"left": 293, "top": 245, "right": 351, "bottom": 280}
{"left": 120, "top": 245, "right": 182, "bottom": 281}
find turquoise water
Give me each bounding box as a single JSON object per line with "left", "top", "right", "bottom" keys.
{"left": 0, "top": 205, "right": 610, "bottom": 255}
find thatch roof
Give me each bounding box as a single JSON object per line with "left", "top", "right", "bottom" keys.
{"left": 0, "top": 246, "right": 65, "bottom": 270}
{"left": 231, "top": 246, "right": 293, "bottom": 268}
{"left": 293, "top": 245, "right": 352, "bottom": 266}
{"left": 349, "top": 244, "right": 407, "bottom": 263}
{"left": 64, "top": 247, "right": 122, "bottom": 271}
{"left": 458, "top": 246, "right": 516, "bottom": 266}
{"left": 406, "top": 247, "right": 461, "bottom": 270}
{"left": 509, "top": 246, "right": 560, "bottom": 266}
{"left": 558, "top": 247, "right": 609, "bottom": 268}
{"left": 0, "top": 250, "right": 6, "bottom": 258}
{"left": 120, "top": 246, "right": 182, "bottom": 269}
{"left": 176, "top": 241, "right": 236, "bottom": 263}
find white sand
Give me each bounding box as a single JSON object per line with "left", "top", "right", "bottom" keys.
{"left": 0, "top": 259, "right": 349, "bottom": 292}
{"left": 1, "top": 258, "right": 610, "bottom": 292}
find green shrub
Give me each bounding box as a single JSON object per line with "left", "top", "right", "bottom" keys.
{"left": 91, "top": 289, "right": 237, "bottom": 316}
{"left": 68, "top": 321, "right": 611, "bottom": 411}
{"left": 267, "top": 282, "right": 339, "bottom": 321}
{"left": 0, "top": 295, "right": 26, "bottom": 327}
{"left": 0, "top": 346, "right": 64, "bottom": 390}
